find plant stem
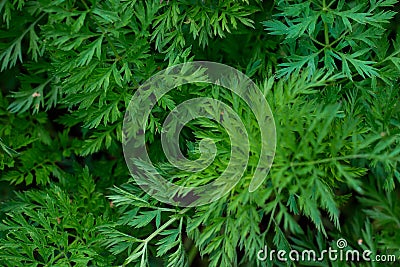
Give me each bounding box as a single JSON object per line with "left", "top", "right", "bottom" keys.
{"left": 187, "top": 241, "right": 198, "bottom": 266}
{"left": 80, "top": 0, "right": 121, "bottom": 60}
{"left": 288, "top": 154, "right": 374, "bottom": 167}
{"left": 123, "top": 207, "right": 191, "bottom": 266}
{"left": 323, "top": 0, "right": 330, "bottom": 46}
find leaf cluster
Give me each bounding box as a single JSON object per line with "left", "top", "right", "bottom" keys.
{"left": 0, "top": 0, "right": 399, "bottom": 266}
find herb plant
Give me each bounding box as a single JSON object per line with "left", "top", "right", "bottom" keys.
{"left": 0, "top": 0, "right": 399, "bottom": 266}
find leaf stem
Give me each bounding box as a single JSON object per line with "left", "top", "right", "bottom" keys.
{"left": 80, "top": 0, "right": 121, "bottom": 61}
{"left": 322, "top": 0, "right": 330, "bottom": 46}
{"left": 187, "top": 238, "right": 198, "bottom": 266}
{"left": 286, "top": 153, "right": 375, "bottom": 167}
{"left": 124, "top": 207, "right": 191, "bottom": 266}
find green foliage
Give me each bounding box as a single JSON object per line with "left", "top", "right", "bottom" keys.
{"left": 262, "top": 0, "right": 399, "bottom": 80}
{"left": 1, "top": 0, "right": 400, "bottom": 266}
{"left": 0, "top": 167, "right": 115, "bottom": 266}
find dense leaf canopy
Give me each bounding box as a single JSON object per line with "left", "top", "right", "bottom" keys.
{"left": 0, "top": 0, "right": 399, "bottom": 266}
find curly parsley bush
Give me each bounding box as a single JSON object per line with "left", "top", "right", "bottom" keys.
{"left": 0, "top": 0, "right": 399, "bottom": 266}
